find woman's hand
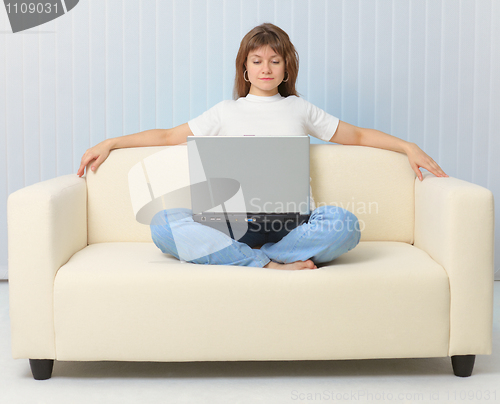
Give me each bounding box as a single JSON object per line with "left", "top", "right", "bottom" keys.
{"left": 405, "top": 142, "right": 448, "bottom": 181}
{"left": 77, "top": 141, "right": 112, "bottom": 177}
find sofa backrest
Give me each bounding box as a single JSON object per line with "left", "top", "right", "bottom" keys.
{"left": 86, "top": 144, "right": 416, "bottom": 244}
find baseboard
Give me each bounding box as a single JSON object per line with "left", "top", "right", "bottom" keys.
{"left": 0, "top": 265, "right": 7, "bottom": 280}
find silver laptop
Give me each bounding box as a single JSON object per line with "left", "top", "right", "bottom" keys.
{"left": 187, "top": 136, "right": 310, "bottom": 238}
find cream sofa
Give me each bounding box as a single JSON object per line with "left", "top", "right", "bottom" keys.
{"left": 8, "top": 145, "right": 495, "bottom": 380}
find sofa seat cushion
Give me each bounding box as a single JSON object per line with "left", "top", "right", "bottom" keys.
{"left": 53, "top": 241, "right": 450, "bottom": 362}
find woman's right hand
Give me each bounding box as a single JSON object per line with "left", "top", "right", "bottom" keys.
{"left": 77, "top": 141, "right": 112, "bottom": 177}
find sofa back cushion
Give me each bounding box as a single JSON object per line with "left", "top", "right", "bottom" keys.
{"left": 86, "top": 144, "right": 415, "bottom": 244}
{"left": 310, "top": 145, "right": 415, "bottom": 243}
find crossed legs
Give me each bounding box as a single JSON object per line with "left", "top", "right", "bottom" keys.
{"left": 150, "top": 205, "right": 361, "bottom": 269}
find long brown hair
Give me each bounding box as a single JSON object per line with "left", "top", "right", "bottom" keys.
{"left": 233, "top": 23, "right": 299, "bottom": 100}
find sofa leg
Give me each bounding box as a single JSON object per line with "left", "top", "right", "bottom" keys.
{"left": 451, "top": 355, "right": 475, "bottom": 377}
{"left": 29, "top": 359, "right": 54, "bottom": 380}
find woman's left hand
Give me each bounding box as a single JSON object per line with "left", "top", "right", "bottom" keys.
{"left": 405, "top": 142, "right": 449, "bottom": 181}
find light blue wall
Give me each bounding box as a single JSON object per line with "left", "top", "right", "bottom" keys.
{"left": 1, "top": 0, "right": 499, "bottom": 279}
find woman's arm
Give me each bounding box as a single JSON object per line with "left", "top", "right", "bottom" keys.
{"left": 329, "top": 121, "right": 448, "bottom": 181}
{"left": 76, "top": 123, "right": 193, "bottom": 177}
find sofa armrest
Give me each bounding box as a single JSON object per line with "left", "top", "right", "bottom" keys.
{"left": 8, "top": 174, "right": 87, "bottom": 359}
{"left": 414, "top": 172, "right": 495, "bottom": 356}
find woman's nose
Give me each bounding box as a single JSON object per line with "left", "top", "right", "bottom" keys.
{"left": 261, "top": 62, "right": 271, "bottom": 73}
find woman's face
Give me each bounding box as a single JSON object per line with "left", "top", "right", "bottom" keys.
{"left": 245, "top": 45, "right": 285, "bottom": 97}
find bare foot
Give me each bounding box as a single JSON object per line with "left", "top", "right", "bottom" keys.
{"left": 264, "top": 259, "right": 317, "bottom": 270}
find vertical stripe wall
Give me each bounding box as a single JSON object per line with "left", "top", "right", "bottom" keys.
{"left": 0, "top": 0, "right": 499, "bottom": 280}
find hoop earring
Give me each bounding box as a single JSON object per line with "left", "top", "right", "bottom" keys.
{"left": 282, "top": 71, "right": 289, "bottom": 83}
{"left": 243, "top": 70, "right": 250, "bottom": 82}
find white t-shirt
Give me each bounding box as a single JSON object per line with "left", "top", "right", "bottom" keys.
{"left": 187, "top": 93, "right": 341, "bottom": 211}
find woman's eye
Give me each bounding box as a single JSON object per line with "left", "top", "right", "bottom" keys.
{"left": 251, "top": 60, "right": 280, "bottom": 64}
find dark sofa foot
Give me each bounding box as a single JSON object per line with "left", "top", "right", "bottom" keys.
{"left": 451, "top": 355, "right": 475, "bottom": 377}
{"left": 29, "top": 359, "right": 54, "bottom": 380}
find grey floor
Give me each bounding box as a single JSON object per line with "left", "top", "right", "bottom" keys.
{"left": 1, "top": 280, "right": 499, "bottom": 404}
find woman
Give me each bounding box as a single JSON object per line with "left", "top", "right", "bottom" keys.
{"left": 77, "top": 23, "right": 448, "bottom": 271}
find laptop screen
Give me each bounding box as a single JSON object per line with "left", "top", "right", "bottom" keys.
{"left": 187, "top": 136, "right": 310, "bottom": 216}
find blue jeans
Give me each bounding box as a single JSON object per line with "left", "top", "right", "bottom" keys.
{"left": 150, "top": 205, "right": 361, "bottom": 267}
